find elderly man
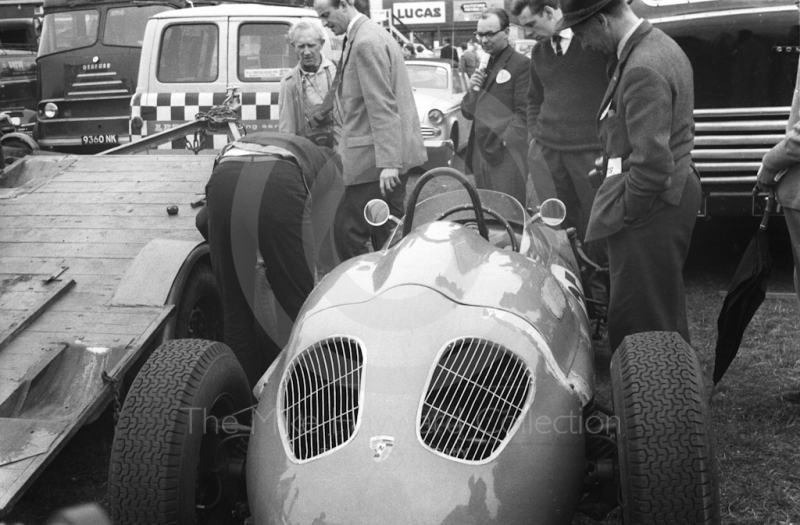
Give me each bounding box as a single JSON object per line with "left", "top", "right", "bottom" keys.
{"left": 314, "top": 0, "right": 426, "bottom": 260}
{"left": 279, "top": 20, "right": 341, "bottom": 148}
{"left": 461, "top": 7, "right": 529, "bottom": 204}
{"left": 559, "top": 0, "right": 700, "bottom": 351}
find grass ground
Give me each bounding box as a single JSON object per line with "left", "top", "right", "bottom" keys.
{"left": 2, "top": 216, "right": 799, "bottom": 525}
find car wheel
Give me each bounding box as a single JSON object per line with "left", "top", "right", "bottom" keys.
{"left": 108, "top": 339, "right": 252, "bottom": 525}
{"left": 611, "top": 331, "right": 720, "bottom": 524}
{"left": 174, "top": 263, "right": 223, "bottom": 341}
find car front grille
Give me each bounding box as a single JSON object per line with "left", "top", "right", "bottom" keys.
{"left": 419, "top": 338, "right": 532, "bottom": 463}
{"left": 281, "top": 337, "right": 364, "bottom": 462}
{"left": 421, "top": 125, "right": 437, "bottom": 138}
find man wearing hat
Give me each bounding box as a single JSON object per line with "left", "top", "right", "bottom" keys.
{"left": 558, "top": 0, "right": 701, "bottom": 352}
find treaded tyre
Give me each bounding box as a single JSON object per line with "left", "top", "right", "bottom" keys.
{"left": 108, "top": 339, "right": 252, "bottom": 525}
{"left": 611, "top": 331, "right": 720, "bottom": 524}
{"left": 174, "top": 263, "right": 223, "bottom": 341}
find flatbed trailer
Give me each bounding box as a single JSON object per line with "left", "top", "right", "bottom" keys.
{"left": 0, "top": 151, "right": 218, "bottom": 515}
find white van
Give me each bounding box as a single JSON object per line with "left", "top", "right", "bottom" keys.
{"left": 130, "top": 3, "right": 340, "bottom": 150}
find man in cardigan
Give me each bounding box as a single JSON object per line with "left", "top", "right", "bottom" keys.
{"left": 462, "top": 8, "right": 530, "bottom": 204}
{"left": 314, "top": 0, "right": 426, "bottom": 259}
{"left": 278, "top": 20, "right": 341, "bottom": 148}
{"left": 560, "top": 0, "right": 700, "bottom": 351}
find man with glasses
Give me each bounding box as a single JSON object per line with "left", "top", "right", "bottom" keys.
{"left": 559, "top": 0, "right": 699, "bottom": 352}
{"left": 461, "top": 7, "right": 529, "bottom": 205}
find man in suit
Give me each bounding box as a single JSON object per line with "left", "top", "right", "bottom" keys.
{"left": 758, "top": 55, "right": 800, "bottom": 307}
{"left": 440, "top": 36, "right": 459, "bottom": 64}
{"left": 462, "top": 7, "right": 530, "bottom": 204}
{"left": 314, "top": 0, "right": 427, "bottom": 260}
{"left": 559, "top": 0, "right": 700, "bottom": 351}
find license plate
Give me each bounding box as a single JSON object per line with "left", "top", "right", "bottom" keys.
{"left": 81, "top": 134, "right": 118, "bottom": 145}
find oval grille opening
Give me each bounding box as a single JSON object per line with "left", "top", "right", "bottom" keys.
{"left": 420, "top": 338, "right": 532, "bottom": 462}
{"left": 282, "top": 337, "right": 364, "bottom": 461}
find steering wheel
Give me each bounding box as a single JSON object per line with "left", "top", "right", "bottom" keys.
{"left": 437, "top": 205, "right": 520, "bottom": 252}
{"left": 403, "top": 167, "right": 489, "bottom": 241}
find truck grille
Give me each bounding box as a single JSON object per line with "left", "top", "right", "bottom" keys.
{"left": 419, "top": 338, "right": 532, "bottom": 463}
{"left": 281, "top": 337, "right": 364, "bottom": 462}
{"left": 693, "top": 107, "right": 790, "bottom": 184}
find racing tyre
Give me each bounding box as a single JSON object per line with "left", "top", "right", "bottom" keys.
{"left": 174, "top": 263, "right": 223, "bottom": 341}
{"left": 611, "top": 331, "right": 720, "bottom": 524}
{"left": 108, "top": 339, "right": 252, "bottom": 525}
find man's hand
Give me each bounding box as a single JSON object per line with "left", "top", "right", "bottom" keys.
{"left": 588, "top": 155, "right": 606, "bottom": 189}
{"left": 468, "top": 69, "right": 487, "bottom": 91}
{"left": 379, "top": 168, "right": 401, "bottom": 196}
{"left": 756, "top": 164, "right": 779, "bottom": 193}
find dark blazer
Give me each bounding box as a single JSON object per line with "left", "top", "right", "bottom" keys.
{"left": 440, "top": 44, "right": 459, "bottom": 64}
{"left": 586, "top": 21, "right": 695, "bottom": 242}
{"left": 461, "top": 45, "right": 529, "bottom": 172}
{"left": 761, "top": 54, "right": 800, "bottom": 211}
{"left": 337, "top": 16, "right": 427, "bottom": 185}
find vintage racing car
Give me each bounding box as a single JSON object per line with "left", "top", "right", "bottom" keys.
{"left": 107, "top": 168, "right": 720, "bottom": 524}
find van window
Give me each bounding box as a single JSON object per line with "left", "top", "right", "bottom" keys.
{"left": 105, "top": 5, "right": 173, "bottom": 47}
{"left": 656, "top": 9, "right": 799, "bottom": 108}
{"left": 38, "top": 9, "right": 99, "bottom": 56}
{"left": 158, "top": 23, "right": 219, "bottom": 83}
{"left": 237, "top": 22, "right": 295, "bottom": 82}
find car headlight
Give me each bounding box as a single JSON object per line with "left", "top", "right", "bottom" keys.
{"left": 428, "top": 109, "right": 444, "bottom": 125}
{"left": 43, "top": 103, "right": 58, "bottom": 119}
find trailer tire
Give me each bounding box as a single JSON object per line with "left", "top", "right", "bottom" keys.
{"left": 174, "top": 263, "right": 223, "bottom": 342}
{"left": 108, "top": 339, "right": 251, "bottom": 525}
{"left": 611, "top": 331, "right": 720, "bottom": 525}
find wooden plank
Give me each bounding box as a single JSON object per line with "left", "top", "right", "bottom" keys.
{"left": 0, "top": 257, "right": 131, "bottom": 276}
{"left": 35, "top": 181, "right": 205, "bottom": 194}
{"left": 0, "top": 290, "right": 117, "bottom": 312}
{"left": 0, "top": 275, "right": 119, "bottom": 296}
{"left": 9, "top": 192, "right": 203, "bottom": 206}
{"left": 0, "top": 227, "right": 187, "bottom": 244}
{"left": 60, "top": 156, "right": 213, "bottom": 172}
{"left": 0, "top": 310, "right": 164, "bottom": 336}
{"left": 0, "top": 203, "right": 199, "bottom": 218}
{"left": 0, "top": 215, "right": 201, "bottom": 231}
{"left": 0, "top": 242, "right": 146, "bottom": 259}
{"left": 0, "top": 280, "right": 75, "bottom": 352}
{"left": 54, "top": 171, "right": 210, "bottom": 183}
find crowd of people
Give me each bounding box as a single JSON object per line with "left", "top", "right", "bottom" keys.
{"left": 202, "top": 0, "right": 800, "bottom": 387}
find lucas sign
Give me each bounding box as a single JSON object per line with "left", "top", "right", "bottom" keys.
{"left": 392, "top": 1, "right": 446, "bottom": 25}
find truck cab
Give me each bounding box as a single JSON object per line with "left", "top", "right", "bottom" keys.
{"left": 130, "top": 3, "right": 339, "bottom": 151}
{"left": 633, "top": 0, "right": 799, "bottom": 217}
{"left": 34, "top": 0, "right": 182, "bottom": 152}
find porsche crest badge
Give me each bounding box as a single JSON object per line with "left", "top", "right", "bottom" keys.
{"left": 370, "top": 436, "right": 394, "bottom": 462}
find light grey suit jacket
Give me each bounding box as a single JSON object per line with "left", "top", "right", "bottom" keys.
{"left": 337, "top": 16, "right": 427, "bottom": 185}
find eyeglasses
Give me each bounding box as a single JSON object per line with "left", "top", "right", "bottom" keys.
{"left": 474, "top": 28, "right": 505, "bottom": 40}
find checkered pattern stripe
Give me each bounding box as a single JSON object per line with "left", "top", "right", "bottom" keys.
{"left": 131, "top": 91, "right": 280, "bottom": 150}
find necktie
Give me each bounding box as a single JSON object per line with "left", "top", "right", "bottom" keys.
{"left": 552, "top": 34, "right": 563, "bottom": 56}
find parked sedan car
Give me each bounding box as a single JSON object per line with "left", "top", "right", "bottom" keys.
{"left": 108, "top": 148, "right": 721, "bottom": 524}
{"left": 406, "top": 59, "right": 470, "bottom": 169}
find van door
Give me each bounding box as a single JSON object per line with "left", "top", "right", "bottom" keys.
{"left": 131, "top": 16, "right": 230, "bottom": 150}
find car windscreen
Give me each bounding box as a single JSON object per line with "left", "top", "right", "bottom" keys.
{"left": 38, "top": 9, "right": 99, "bottom": 56}
{"left": 105, "top": 5, "right": 173, "bottom": 47}
{"left": 410, "top": 189, "right": 528, "bottom": 231}
{"left": 407, "top": 64, "right": 449, "bottom": 90}
{"left": 654, "top": 8, "right": 799, "bottom": 108}
{"left": 157, "top": 23, "right": 219, "bottom": 83}
{"left": 238, "top": 22, "right": 295, "bottom": 82}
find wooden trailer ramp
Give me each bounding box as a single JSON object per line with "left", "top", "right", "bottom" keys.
{"left": 0, "top": 154, "right": 216, "bottom": 515}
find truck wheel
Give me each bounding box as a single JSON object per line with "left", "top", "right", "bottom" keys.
{"left": 174, "top": 263, "right": 223, "bottom": 341}
{"left": 611, "top": 331, "right": 720, "bottom": 524}
{"left": 108, "top": 339, "right": 252, "bottom": 525}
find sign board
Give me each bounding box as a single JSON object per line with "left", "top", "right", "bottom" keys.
{"left": 453, "top": 0, "right": 503, "bottom": 22}
{"left": 392, "top": 1, "right": 446, "bottom": 25}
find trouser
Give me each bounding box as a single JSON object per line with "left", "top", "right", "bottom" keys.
{"left": 606, "top": 172, "right": 702, "bottom": 351}
{"left": 784, "top": 206, "right": 800, "bottom": 306}
{"left": 334, "top": 174, "right": 407, "bottom": 260}
{"left": 206, "top": 157, "right": 314, "bottom": 386}
{"left": 471, "top": 146, "right": 527, "bottom": 206}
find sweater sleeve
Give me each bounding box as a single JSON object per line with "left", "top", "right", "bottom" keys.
{"left": 526, "top": 54, "right": 543, "bottom": 141}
